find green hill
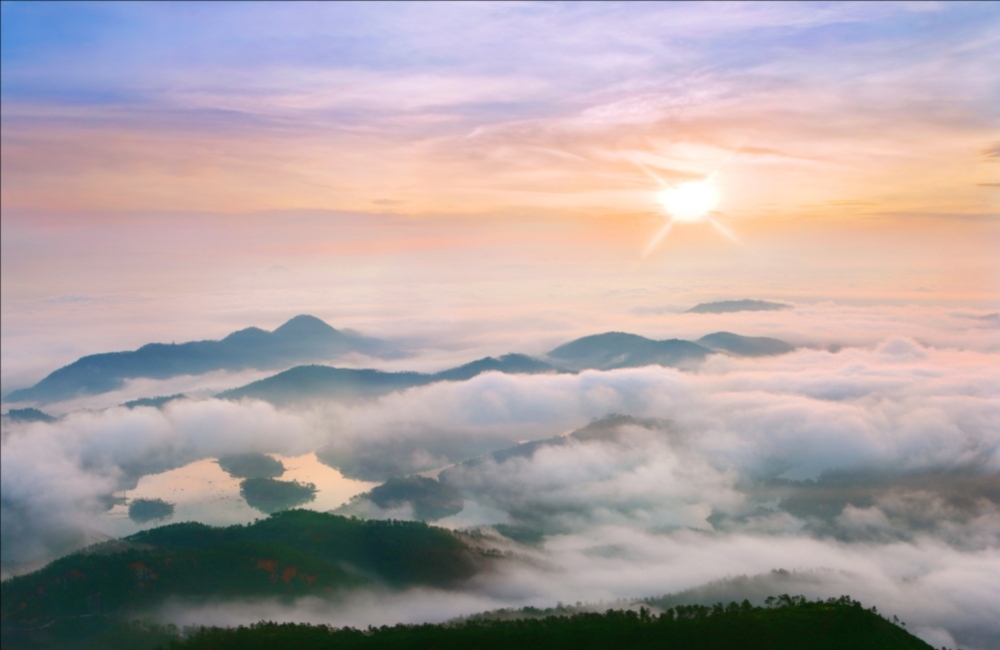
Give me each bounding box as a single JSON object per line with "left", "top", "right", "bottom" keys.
{"left": 1, "top": 511, "right": 484, "bottom": 639}
{"left": 169, "top": 596, "right": 934, "bottom": 650}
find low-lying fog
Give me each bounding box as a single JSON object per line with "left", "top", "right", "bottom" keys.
{"left": 1, "top": 303, "right": 997, "bottom": 648}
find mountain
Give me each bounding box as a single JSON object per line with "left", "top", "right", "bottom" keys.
{"left": 0, "top": 510, "right": 486, "bottom": 646}
{"left": 150, "top": 596, "right": 934, "bottom": 650}
{"left": 697, "top": 332, "right": 795, "bottom": 357}
{"left": 5, "top": 315, "right": 397, "bottom": 404}
{"left": 218, "top": 366, "right": 433, "bottom": 403}
{"left": 686, "top": 300, "right": 791, "bottom": 314}
{"left": 1, "top": 407, "right": 57, "bottom": 423}
{"left": 337, "top": 476, "right": 465, "bottom": 522}
{"left": 15, "top": 324, "right": 792, "bottom": 408}
{"left": 218, "top": 330, "right": 797, "bottom": 406}
{"left": 435, "top": 353, "right": 558, "bottom": 381}
{"left": 426, "top": 415, "right": 740, "bottom": 536}
{"left": 218, "top": 354, "right": 560, "bottom": 404}
{"left": 122, "top": 394, "right": 186, "bottom": 409}
{"left": 442, "top": 414, "right": 666, "bottom": 474}
{"left": 546, "top": 332, "right": 711, "bottom": 370}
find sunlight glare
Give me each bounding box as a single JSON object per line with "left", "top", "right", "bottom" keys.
{"left": 659, "top": 179, "right": 720, "bottom": 222}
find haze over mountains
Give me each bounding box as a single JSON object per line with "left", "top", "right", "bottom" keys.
{"left": 3, "top": 2, "right": 996, "bottom": 647}
{"left": 696, "top": 332, "right": 795, "bottom": 357}
{"left": 0, "top": 510, "right": 934, "bottom": 650}
{"left": 0, "top": 511, "right": 485, "bottom": 643}
{"left": 2, "top": 307, "right": 996, "bottom": 649}
{"left": 4, "top": 314, "right": 796, "bottom": 407}
{"left": 4, "top": 315, "right": 397, "bottom": 404}
{"left": 216, "top": 354, "right": 561, "bottom": 404}
{"left": 1, "top": 407, "right": 57, "bottom": 423}
{"left": 219, "top": 332, "right": 794, "bottom": 405}
{"left": 546, "top": 333, "right": 710, "bottom": 371}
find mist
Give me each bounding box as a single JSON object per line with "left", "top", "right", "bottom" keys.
{"left": 3, "top": 304, "right": 997, "bottom": 646}
{"left": 3, "top": 4, "right": 998, "bottom": 649}
{"left": 152, "top": 532, "right": 999, "bottom": 649}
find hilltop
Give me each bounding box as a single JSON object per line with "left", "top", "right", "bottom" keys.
{"left": 169, "top": 596, "right": 932, "bottom": 650}
{"left": 5, "top": 316, "right": 397, "bottom": 404}
{"left": 1, "top": 510, "right": 486, "bottom": 649}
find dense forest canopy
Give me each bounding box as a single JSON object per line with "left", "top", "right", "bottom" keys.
{"left": 168, "top": 596, "right": 934, "bottom": 650}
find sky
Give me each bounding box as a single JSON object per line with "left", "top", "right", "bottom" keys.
{"left": 2, "top": 1, "right": 998, "bottom": 388}
{"left": 1, "top": 3, "right": 999, "bottom": 647}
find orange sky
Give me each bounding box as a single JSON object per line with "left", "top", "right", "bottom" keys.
{"left": 1, "top": 2, "right": 998, "bottom": 386}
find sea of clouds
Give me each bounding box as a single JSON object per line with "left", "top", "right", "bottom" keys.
{"left": 2, "top": 305, "right": 998, "bottom": 648}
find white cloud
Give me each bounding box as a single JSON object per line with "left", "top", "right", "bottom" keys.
{"left": 2, "top": 313, "right": 997, "bottom": 644}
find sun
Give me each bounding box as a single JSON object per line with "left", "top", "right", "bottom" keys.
{"left": 642, "top": 173, "right": 739, "bottom": 257}
{"left": 659, "top": 178, "right": 719, "bottom": 222}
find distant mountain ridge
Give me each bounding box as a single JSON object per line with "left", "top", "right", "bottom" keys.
{"left": 218, "top": 354, "right": 561, "bottom": 404}
{"left": 546, "top": 332, "right": 711, "bottom": 370}
{"left": 8, "top": 323, "right": 796, "bottom": 407}
{"left": 697, "top": 332, "right": 795, "bottom": 357}
{"left": 687, "top": 300, "right": 791, "bottom": 314}
{"left": 1, "top": 407, "right": 57, "bottom": 423}
{"left": 218, "top": 334, "right": 795, "bottom": 405}
{"left": 5, "top": 315, "right": 397, "bottom": 404}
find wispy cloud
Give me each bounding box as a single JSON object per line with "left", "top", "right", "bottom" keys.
{"left": 2, "top": 2, "right": 997, "bottom": 216}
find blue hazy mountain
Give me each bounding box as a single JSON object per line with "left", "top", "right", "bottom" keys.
{"left": 448, "top": 414, "right": 666, "bottom": 472}
{"left": 546, "top": 332, "right": 711, "bottom": 370}
{"left": 686, "top": 299, "right": 791, "bottom": 313}
{"left": 218, "top": 354, "right": 559, "bottom": 404}
{"left": 218, "top": 366, "right": 433, "bottom": 403}
{"left": 5, "top": 315, "right": 398, "bottom": 404}
{"left": 218, "top": 332, "right": 795, "bottom": 405}
{"left": 1, "top": 407, "right": 57, "bottom": 423}
{"left": 697, "top": 332, "right": 795, "bottom": 356}
{"left": 12, "top": 324, "right": 794, "bottom": 407}
{"left": 122, "top": 394, "right": 187, "bottom": 409}
{"left": 434, "top": 353, "right": 557, "bottom": 381}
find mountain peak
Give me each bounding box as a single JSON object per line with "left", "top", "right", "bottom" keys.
{"left": 5, "top": 314, "right": 389, "bottom": 404}
{"left": 273, "top": 315, "right": 339, "bottom": 337}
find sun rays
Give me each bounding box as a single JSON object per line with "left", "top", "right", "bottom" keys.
{"left": 659, "top": 178, "right": 720, "bottom": 222}
{"left": 638, "top": 165, "right": 743, "bottom": 258}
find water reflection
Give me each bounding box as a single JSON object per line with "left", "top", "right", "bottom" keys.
{"left": 104, "top": 453, "right": 376, "bottom": 537}
{"left": 217, "top": 453, "right": 285, "bottom": 479}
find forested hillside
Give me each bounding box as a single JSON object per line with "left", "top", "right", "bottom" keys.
{"left": 169, "top": 596, "right": 934, "bottom": 650}
{"left": 1, "top": 510, "right": 484, "bottom": 650}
